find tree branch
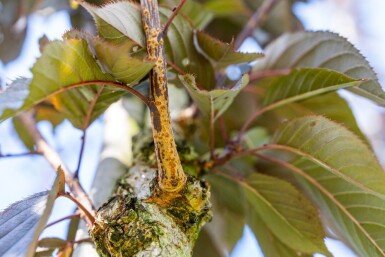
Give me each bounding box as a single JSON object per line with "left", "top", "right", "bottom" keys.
{"left": 234, "top": 0, "right": 280, "bottom": 49}
{"left": 0, "top": 151, "right": 41, "bottom": 158}
{"left": 17, "top": 112, "right": 95, "bottom": 226}
{"left": 45, "top": 213, "right": 80, "bottom": 228}
{"left": 140, "top": 0, "right": 186, "bottom": 195}
{"left": 162, "top": 0, "right": 187, "bottom": 35}
{"left": 58, "top": 192, "right": 95, "bottom": 225}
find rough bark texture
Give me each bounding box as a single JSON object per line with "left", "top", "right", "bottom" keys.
{"left": 90, "top": 136, "right": 212, "bottom": 257}
{"left": 141, "top": 0, "right": 187, "bottom": 195}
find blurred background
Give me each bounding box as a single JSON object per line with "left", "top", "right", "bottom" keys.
{"left": 1, "top": 0, "right": 385, "bottom": 256}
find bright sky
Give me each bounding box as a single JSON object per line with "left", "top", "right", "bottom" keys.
{"left": 1, "top": 1, "right": 385, "bottom": 256}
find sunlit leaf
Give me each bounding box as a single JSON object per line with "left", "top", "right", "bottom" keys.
{"left": 0, "top": 35, "right": 153, "bottom": 128}
{"left": 254, "top": 32, "right": 385, "bottom": 105}
{"left": 195, "top": 31, "right": 262, "bottom": 69}
{"left": 0, "top": 169, "right": 65, "bottom": 257}
{"left": 179, "top": 73, "right": 249, "bottom": 120}
{"left": 272, "top": 115, "right": 385, "bottom": 256}
{"left": 80, "top": 1, "right": 145, "bottom": 46}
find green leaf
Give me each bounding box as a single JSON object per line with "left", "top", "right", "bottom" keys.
{"left": 160, "top": 0, "right": 214, "bottom": 29}
{"left": 80, "top": 1, "right": 145, "bottom": 46}
{"left": 0, "top": 168, "right": 65, "bottom": 257}
{"left": 261, "top": 68, "right": 362, "bottom": 109}
{"left": 266, "top": 92, "right": 366, "bottom": 141}
{"left": 160, "top": 8, "right": 215, "bottom": 87}
{"left": 193, "top": 229, "right": 225, "bottom": 257}
{"left": 248, "top": 211, "right": 312, "bottom": 257}
{"left": 66, "top": 215, "right": 80, "bottom": 242}
{"left": 272, "top": 115, "right": 385, "bottom": 256}
{"left": 13, "top": 116, "right": 35, "bottom": 150}
{"left": 253, "top": 31, "right": 385, "bottom": 105}
{"left": 81, "top": 1, "right": 215, "bottom": 87}
{"left": 205, "top": 192, "right": 244, "bottom": 254}
{"left": 203, "top": 0, "right": 249, "bottom": 17}
{"left": 195, "top": 31, "right": 262, "bottom": 69}
{"left": 94, "top": 40, "right": 154, "bottom": 85}
{"left": 204, "top": 171, "right": 246, "bottom": 255}
{"left": 37, "top": 237, "right": 67, "bottom": 249}
{"left": 0, "top": 38, "right": 140, "bottom": 128}
{"left": 179, "top": 73, "right": 249, "bottom": 120}
{"left": 210, "top": 173, "right": 329, "bottom": 255}
{"left": 242, "top": 127, "right": 270, "bottom": 150}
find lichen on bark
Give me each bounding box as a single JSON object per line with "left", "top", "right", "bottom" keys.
{"left": 90, "top": 138, "right": 212, "bottom": 257}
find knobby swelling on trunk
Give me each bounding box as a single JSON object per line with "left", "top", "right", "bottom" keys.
{"left": 89, "top": 1, "right": 212, "bottom": 256}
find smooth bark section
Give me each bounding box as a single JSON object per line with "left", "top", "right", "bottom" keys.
{"left": 140, "top": 0, "right": 186, "bottom": 194}
{"left": 17, "top": 112, "right": 95, "bottom": 226}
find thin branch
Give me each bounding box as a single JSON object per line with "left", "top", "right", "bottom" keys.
{"left": 74, "top": 130, "right": 86, "bottom": 179}
{"left": 162, "top": 0, "right": 187, "bottom": 35}
{"left": 17, "top": 112, "right": 95, "bottom": 226}
{"left": 218, "top": 117, "right": 228, "bottom": 143}
{"left": 45, "top": 213, "right": 80, "bottom": 228}
{"left": 58, "top": 192, "right": 95, "bottom": 225}
{"left": 234, "top": 0, "right": 280, "bottom": 49}
{"left": 74, "top": 86, "right": 104, "bottom": 178}
{"left": 0, "top": 151, "right": 41, "bottom": 158}
{"left": 209, "top": 101, "right": 215, "bottom": 159}
{"left": 72, "top": 238, "right": 93, "bottom": 245}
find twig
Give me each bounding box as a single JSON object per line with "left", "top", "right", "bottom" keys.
{"left": 234, "top": 0, "right": 280, "bottom": 49}
{"left": 17, "top": 112, "right": 95, "bottom": 226}
{"left": 0, "top": 151, "right": 41, "bottom": 158}
{"left": 72, "top": 238, "right": 93, "bottom": 245}
{"left": 45, "top": 213, "right": 80, "bottom": 228}
{"left": 58, "top": 192, "right": 95, "bottom": 225}
{"left": 74, "top": 86, "right": 104, "bottom": 178}
{"left": 74, "top": 130, "right": 86, "bottom": 179}
{"left": 218, "top": 117, "right": 228, "bottom": 143}
{"left": 162, "top": 0, "right": 187, "bottom": 35}
{"left": 209, "top": 103, "right": 215, "bottom": 159}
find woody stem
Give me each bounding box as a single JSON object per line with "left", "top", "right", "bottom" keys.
{"left": 140, "top": 0, "right": 186, "bottom": 194}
